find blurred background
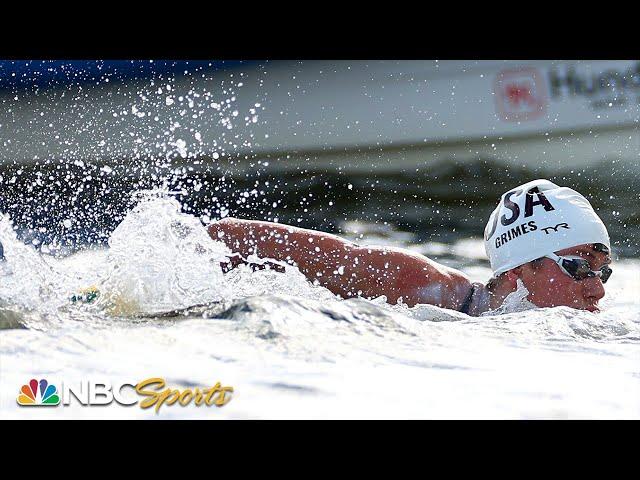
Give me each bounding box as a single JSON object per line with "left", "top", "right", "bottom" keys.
{"left": 0, "top": 60, "right": 638, "bottom": 258}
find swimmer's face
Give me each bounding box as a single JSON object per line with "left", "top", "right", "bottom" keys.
{"left": 516, "top": 243, "right": 611, "bottom": 312}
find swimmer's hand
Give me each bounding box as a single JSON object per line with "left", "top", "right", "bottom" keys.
{"left": 70, "top": 285, "right": 100, "bottom": 304}
{"left": 220, "top": 254, "right": 286, "bottom": 273}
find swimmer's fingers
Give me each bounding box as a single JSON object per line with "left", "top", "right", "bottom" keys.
{"left": 220, "top": 253, "right": 248, "bottom": 273}
{"left": 249, "top": 261, "right": 286, "bottom": 273}
{"left": 219, "top": 254, "right": 286, "bottom": 273}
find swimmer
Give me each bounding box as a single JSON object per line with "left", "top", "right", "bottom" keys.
{"left": 208, "top": 179, "right": 612, "bottom": 315}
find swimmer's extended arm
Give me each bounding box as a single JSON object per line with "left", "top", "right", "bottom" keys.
{"left": 208, "top": 217, "right": 472, "bottom": 309}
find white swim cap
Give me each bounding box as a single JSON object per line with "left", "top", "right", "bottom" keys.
{"left": 484, "top": 179, "right": 610, "bottom": 276}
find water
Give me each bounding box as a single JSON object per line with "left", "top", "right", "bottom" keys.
{"left": 1, "top": 195, "right": 639, "bottom": 419}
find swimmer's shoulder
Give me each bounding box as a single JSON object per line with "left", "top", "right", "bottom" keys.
{"left": 409, "top": 263, "right": 477, "bottom": 311}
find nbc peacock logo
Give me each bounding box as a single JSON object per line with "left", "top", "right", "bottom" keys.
{"left": 17, "top": 378, "right": 61, "bottom": 406}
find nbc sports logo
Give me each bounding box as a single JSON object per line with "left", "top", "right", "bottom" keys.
{"left": 17, "top": 379, "right": 61, "bottom": 406}
{"left": 14, "top": 377, "right": 233, "bottom": 412}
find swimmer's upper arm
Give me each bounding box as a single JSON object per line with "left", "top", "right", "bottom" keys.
{"left": 208, "top": 217, "right": 356, "bottom": 268}
{"left": 209, "top": 218, "right": 473, "bottom": 310}
{"left": 341, "top": 246, "right": 473, "bottom": 309}
{"left": 398, "top": 252, "right": 473, "bottom": 309}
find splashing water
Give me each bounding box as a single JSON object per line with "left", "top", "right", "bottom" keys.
{"left": 0, "top": 214, "right": 71, "bottom": 315}
{"left": 481, "top": 279, "right": 538, "bottom": 316}
{"left": 98, "top": 193, "right": 233, "bottom": 315}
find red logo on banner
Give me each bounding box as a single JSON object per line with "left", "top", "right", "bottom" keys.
{"left": 494, "top": 68, "right": 547, "bottom": 121}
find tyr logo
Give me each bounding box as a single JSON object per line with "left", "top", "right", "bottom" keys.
{"left": 541, "top": 222, "right": 570, "bottom": 234}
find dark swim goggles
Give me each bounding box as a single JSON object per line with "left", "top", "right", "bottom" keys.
{"left": 545, "top": 252, "right": 612, "bottom": 283}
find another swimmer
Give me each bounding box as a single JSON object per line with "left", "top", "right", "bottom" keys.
{"left": 208, "top": 179, "right": 612, "bottom": 316}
